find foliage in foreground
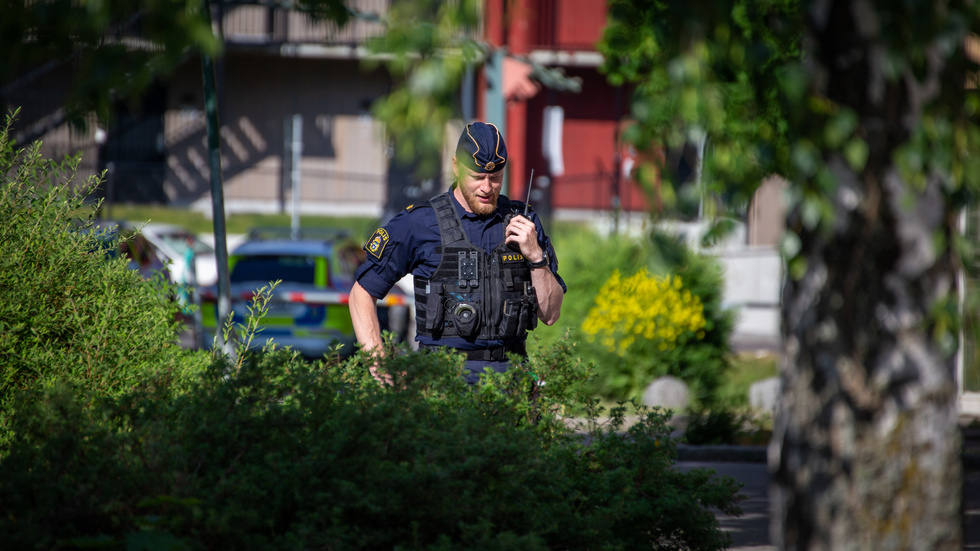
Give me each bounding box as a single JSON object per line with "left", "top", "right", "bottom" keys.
{"left": 0, "top": 115, "right": 204, "bottom": 427}
{"left": 0, "top": 335, "right": 743, "bottom": 550}
{"left": 0, "top": 116, "right": 742, "bottom": 550}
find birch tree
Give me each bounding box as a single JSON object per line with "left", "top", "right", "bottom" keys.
{"left": 599, "top": 1, "right": 980, "bottom": 548}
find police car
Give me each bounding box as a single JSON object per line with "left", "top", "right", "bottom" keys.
{"left": 201, "top": 229, "right": 412, "bottom": 359}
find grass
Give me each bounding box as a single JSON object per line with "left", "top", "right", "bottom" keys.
{"left": 718, "top": 351, "right": 779, "bottom": 408}
{"left": 97, "top": 203, "right": 383, "bottom": 241}
{"left": 100, "top": 203, "right": 592, "bottom": 250}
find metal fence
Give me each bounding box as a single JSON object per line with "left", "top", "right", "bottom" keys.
{"left": 220, "top": 0, "right": 390, "bottom": 46}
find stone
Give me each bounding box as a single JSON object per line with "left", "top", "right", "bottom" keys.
{"left": 642, "top": 376, "right": 690, "bottom": 411}
{"left": 749, "top": 377, "right": 781, "bottom": 413}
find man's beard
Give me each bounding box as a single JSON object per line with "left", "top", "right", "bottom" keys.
{"left": 459, "top": 182, "right": 498, "bottom": 215}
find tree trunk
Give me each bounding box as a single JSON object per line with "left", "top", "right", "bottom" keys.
{"left": 771, "top": 1, "right": 963, "bottom": 549}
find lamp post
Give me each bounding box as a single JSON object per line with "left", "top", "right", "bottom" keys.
{"left": 201, "top": 0, "right": 233, "bottom": 357}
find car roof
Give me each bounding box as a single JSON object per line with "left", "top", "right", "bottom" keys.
{"left": 231, "top": 239, "right": 336, "bottom": 257}
{"left": 91, "top": 220, "right": 180, "bottom": 236}
{"left": 246, "top": 227, "right": 351, "bottom": 241}
{"left": 134, "top": 222, "right": 187, "bottom": 234}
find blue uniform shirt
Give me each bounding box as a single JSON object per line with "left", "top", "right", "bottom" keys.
{"left": 354, "top": 189, "right": 566, "bottom": 351}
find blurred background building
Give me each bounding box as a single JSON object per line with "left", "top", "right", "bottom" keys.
{"left": 9, "top": 0, "right": 980, "bottom": 416}
{"left": 2, "top": 0, "right": 784, "bottom": 241}
{"left": 3, "top": 0, "right": 786, "bottom": 372}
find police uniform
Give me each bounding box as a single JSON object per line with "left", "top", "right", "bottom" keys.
{"left": 354, "top": 123, "right": 567, "bottom": 384}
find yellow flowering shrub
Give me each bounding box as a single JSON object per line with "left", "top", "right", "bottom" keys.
{"left": 559, "top": 229, "right": 734, "bottom": 405}
{"left": 582, "top": 269, "right": 707, "bottom": 356}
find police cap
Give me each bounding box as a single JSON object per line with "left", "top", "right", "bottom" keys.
{"left": 455, "top": 122, "right": 507, "bottom": 174}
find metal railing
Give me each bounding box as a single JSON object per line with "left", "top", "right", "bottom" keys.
{"left": 219, "top": 0, "right": 390, "bottom": 47}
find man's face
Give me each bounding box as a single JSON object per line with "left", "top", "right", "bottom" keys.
{"left": 454, "top": 158, "right": 504, "bottom": 216}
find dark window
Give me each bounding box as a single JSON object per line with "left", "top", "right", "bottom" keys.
{"left": 231, "top": 255, "right": 318, "bottom": 285}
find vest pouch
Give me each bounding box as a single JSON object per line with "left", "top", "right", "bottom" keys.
{"left": 526, "top": 305, "right": 538, "bottom": 331}
{"left": 425, "top": 282, "right": 446, "bottom": 334}
{"left": 499, "top": 298, "right": 524, "bottom": 338}
{"left": 489, "top": 265, "right": 505, "bottom": 330}
{"left": 524, "top": 289, "right": 538, "bottom": 332}
{"left": 516, "top": 299, "right": 530, "bottom": 335}
{"left": 452, "top": 301, "right": 481, "bottom": 338}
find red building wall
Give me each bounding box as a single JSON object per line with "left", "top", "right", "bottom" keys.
{"left": 526, "top": 69, "right": 650, "bottom": 213}
{"left": 553, "top": 0, "right": 608, "bottom": 48}
{"left": 481, "top": 0, "right": 653, "bottom": 215}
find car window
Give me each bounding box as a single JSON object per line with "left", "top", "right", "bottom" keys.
{"left": 158, "top": 231, "right": 215, "bottom": 256}
{"left": 190, "top": 239, "right": 215, "bottom": 255}
{"left": 230, "top": 255, "right": 318, "bottom": 285}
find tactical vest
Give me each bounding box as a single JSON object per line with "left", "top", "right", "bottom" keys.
{"left": 414, "top": 193, "right": 538, "bottom": 342}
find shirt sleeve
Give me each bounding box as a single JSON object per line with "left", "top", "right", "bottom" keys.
{"left": 353, "top": 209, "right": 418, "bottom": 299}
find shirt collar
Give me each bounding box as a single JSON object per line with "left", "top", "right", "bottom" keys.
{"left": 448, "top": 187, "right": 505, "bottom": 221}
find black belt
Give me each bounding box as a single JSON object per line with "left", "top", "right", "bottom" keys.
{"left": 421, "top": 342, "right": 526, "bottom": 361}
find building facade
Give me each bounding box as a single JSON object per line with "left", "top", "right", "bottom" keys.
{"left": 5, "top": 0, "right": 784, "bottom": 233}
{"left": 3, "top": 0, "right": 787, "bottom": 348}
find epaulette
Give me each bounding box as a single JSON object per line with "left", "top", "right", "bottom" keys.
{"left": 404, "top": 203, "right": 429, "bottom": 212}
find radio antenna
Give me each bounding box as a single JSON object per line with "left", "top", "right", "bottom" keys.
{"left": 524, "top": 169, "right": 534, "bottom": 216}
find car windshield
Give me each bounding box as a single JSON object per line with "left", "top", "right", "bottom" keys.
{"left": 231, "top": 255, "right": 318, "bottom": 285}
{"left": 158, "top": 231, "right": 215, "bottom": 256}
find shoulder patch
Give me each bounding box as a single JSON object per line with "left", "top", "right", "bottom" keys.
{"left": 365, "top": 227, "right": 389, "bottom": 259}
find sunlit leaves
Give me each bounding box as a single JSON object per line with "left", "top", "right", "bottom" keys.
{"left": 365, "top": 0, "right": 482, "bottom": 178}
{"left": 777, "top": 63, "right": 809, "bottom": 105}
{"left": 2, "top": 0, "right": 222, "bottom": 125}
{"left": 599, "top": 0, "right": 803, "bottom": 227}
{"left": 841, "top": 138, "right": 867, "bottom": 172}
{"left": 296, "top": 0, "right": 352, "bottom": 26}
{"left": 780, "top": 230, "right": 801, "bottom": 258}
{"left": 599, "top": 0, "right": 980, "bottom": 294}
{"left": 823, "top": 110, "right": 858, "bottom": 149}
{"left": 790, "top": 139, "right": 820, "bottom": 178}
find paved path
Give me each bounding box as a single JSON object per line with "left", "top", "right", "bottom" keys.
{"left": 677, "top": 461, "right": 773, "bottom": 551}
{"left": 680, "top": 459, "right": 980, "bottom": 550}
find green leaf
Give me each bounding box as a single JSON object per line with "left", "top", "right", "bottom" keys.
{"left": 843, "top": 137, "right": 869, "bottom": 172}
{"left": 780, "top": 231, "right": 802, "bottom": 259}
{"left": 788, "top": 255, "right": 808, "bottom": 280}
{"left": 824, "top": 110, "right": 858, "bottom": 149}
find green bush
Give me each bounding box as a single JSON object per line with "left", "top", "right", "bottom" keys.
{"left": 544, "top": 226, "right": 735, "bottom": 406}
{"left": 667, "top": 236, "right": 737, "bottom": 405}
{"left": 528, "top": 225, "right": 649, "bottom": 363}
{"left": 0, "top": 335, "right": 742, "bottom": 550}
{"left": 0, "top": 114, "right": 207, "bottom": 442}
{"left": 716, "top": 352, "right": 779, "bottom": 409}
{"left": 0, "top": 116, "right": 743, "bottom": 550}
{"left": 683, "top": 407, "right": 749, "bottom": 445}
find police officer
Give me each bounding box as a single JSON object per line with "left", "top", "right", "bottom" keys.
{"left": 349, "top": 122, "right": 566, "bottom": 384}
